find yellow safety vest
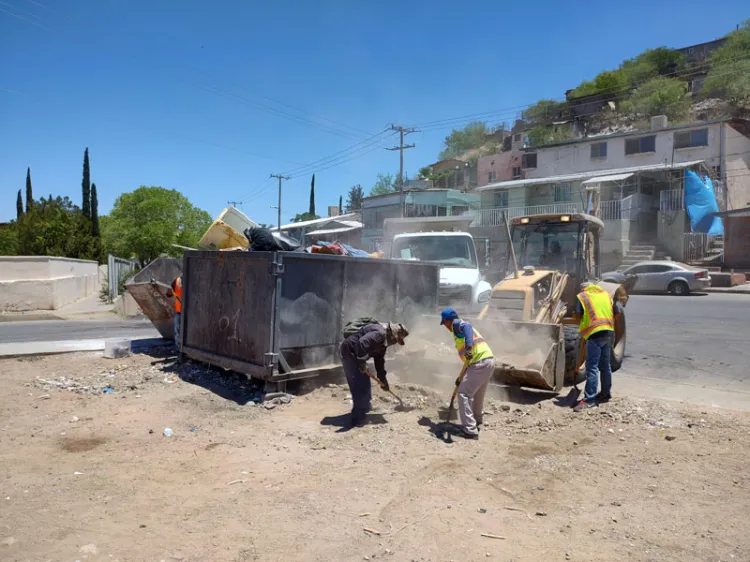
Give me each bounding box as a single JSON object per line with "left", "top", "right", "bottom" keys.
{"left": 453, "top": 324, "right": 493, "bottom": 364}
{"left": 577, "top": 285, "right": 614, "bottom": 340}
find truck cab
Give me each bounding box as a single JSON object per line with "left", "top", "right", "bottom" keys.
{"left": 383, "top": 216, "right": 492, "bottom": 314}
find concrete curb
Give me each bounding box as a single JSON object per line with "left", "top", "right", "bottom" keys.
{"left": 702, "top": 287, "right": 750, "bottom": 295}
{"left": 0, "top": 337, "right": 170, "bottom": 358}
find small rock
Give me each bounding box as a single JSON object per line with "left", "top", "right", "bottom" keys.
{"left": 607, "top": 428, "right": 615, "bottom": 434}
{"left": 70, "top": 416, "right": 79, "bottom": 423}
{"left": 80, "top": 544, "right": 98, "bottom": 554}
{"left": 573, "top": 440, "right": 578, "bottom": 446}
{"left": 665, "top": 435, "right": 676, "bottom": 441}
{"left": 535, "top": 511, "right": 547, "bottom": 516}
{"left": 478, "top": 507, "right": 487, "bottom": 514}
{"left": 264, "top": 402, "right": 277, "bottom": 410}
{"left": 500, "top": 404, "right": 511, "bottom": 412}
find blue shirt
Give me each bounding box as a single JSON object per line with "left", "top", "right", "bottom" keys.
{"left": 451, "top": 319, "right": 473, "bottom": 347}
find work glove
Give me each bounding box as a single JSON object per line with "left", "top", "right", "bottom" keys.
{"left": 455, "top": 377, "right": 462, "bottom": 388}
{"left": 465, "top": 350, "right": 473, "bottom": 361}
{"left": 358, "top": 361, "right": 367, "bottom": 374}
{"left": 377, "top": 373, "right": 389, "bottom": 392}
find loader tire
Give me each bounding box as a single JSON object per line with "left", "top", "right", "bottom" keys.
{"left": 610, "top": 312, "right": 626, "bottom": 373}
{"left": 563, "top": 325, "right": 581, "bottom": 384}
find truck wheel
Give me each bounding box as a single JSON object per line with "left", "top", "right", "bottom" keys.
{"left": 563, "top": 325, "right": 582, "bottom": 384}
{"left": 610, "top": 312, "right": 626, "bottom": 372}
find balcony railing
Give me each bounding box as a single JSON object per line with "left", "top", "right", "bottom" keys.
{"left": 660, "top": 189, "right": 684, "bottom": 211}
{"left": 467, "top": 200, "right": 646, "bottom": 227}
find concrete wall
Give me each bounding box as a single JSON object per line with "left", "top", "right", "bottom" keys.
{"left": 724, "top": 123, "right": 750, "bottom": 210}
{"left": 658, "top": 210, "right": 688, "bottom": 261}
{"left": 0, "top": 256, "right": 99, "bottom": 311}
{"left": 601, "top": 219, "right": 630, "bottom": 271}
{"left": 476, "top": 150, "right": 524, "bottom": 187}
{"left": 723, "top": 216, "right": 750, "bottom": 269}
{"left": 526, "top": 122, "right": 722, "bottom": 179}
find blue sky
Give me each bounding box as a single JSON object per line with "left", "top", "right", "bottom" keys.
{"left": 1, "top": 0, "right": 747, "bottom": 226}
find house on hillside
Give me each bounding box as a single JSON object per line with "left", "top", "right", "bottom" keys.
{"left": 423, "top": 158, "right": 478, "bottom": 190}
{"left": 470, "top": 116, "right": 750, "bottom": 270}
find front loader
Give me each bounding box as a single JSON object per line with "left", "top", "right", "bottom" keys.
{"left": 475, "top": 212, "right": 633, "bottom": 392}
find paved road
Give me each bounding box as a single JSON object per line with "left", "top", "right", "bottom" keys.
{"left": 619, "top": 292, "right": 750, "bottom": 402}
{"left": 0, "top": 319, "right": 160, "bottom": 344}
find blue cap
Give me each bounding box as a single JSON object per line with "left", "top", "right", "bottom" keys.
{"left": 440, "top": 307, "right": 459, "bottom": 325}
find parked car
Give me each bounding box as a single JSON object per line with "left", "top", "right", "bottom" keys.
{"left": 602, "top": 260, "right": 711, "bottom": 296}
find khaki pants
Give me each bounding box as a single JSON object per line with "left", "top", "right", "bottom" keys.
{"left": 458, "top": 357, "right": 496, "bottom": 435}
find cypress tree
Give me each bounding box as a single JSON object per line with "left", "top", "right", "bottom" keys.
{"left": 25, "top": 168, "right": 32, "bottom": 213}
{"left": 309, "top": 174, "right": 316, "bottom": 215}
{"left": 16, "top": 189, "right": 23, "bottom": 219}
{"left": 338, "top": 195, "right": 343, "bottom": 215}
{"left": 82, "top": 148, "right": 91, "bottom": 219}
{"left": 91, "top": 183, "right": 100, "bottom": 237}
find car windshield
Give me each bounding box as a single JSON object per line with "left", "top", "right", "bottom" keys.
{"left": 510, "top": 222, "right": 581, "bottom": 274}
{"left": 392, "top": 235, "right": 477, "bottom": 268}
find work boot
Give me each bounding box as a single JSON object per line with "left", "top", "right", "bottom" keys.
{"left": 460, "top": 429, "right": 479, "bottom": 440}
{"left": 573, "top": 400, "right": 596, "bottom": 412}
{"left": 596, "top": 393, "right": 612, "bottom": 403}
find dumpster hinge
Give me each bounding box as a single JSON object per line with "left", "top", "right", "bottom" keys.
{"left": 264, "top": 352, "right": 278, "bottom": 368}
{"left": 269, "top": 261, "right": 285, "bottom": 275}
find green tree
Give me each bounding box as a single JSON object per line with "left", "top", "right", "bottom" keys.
{"left": 439, "top": 121, "right": 488, "bottom": 160}
{"left": 568, "top": 80, "right": 598, "bottom": 99}
{"left": 369, "top": 173, "right": 397, "bottom": 196}
{"left": 345, "top": 184, "right": 364, "bottom": 211}
{"left": 91, "top": 182, "right": 100, "bottom": 237}
{"left": 291, "top": 212, "right": 319, "bottom": 223}
{"left": 102, "top": 186, "right": 212, "bottom": 266}
{"left": 0, "top": 224, "right": 18, "bottom": 256}
{"left": 624, "top": 76, "right": 692, "bottom": 121}
{"left": 702, "top": 22, "right": 750, "bottom": 113}
{"left": 524, "top": 99, "right": 566, "bottom": 124}
{"left": 338, "top": 195, "right": 343, "bottom": 214}
{"left": 309, "top": 174, "right": 316, "bottom": 215}
{"left": 82, "top": 148, "right": 91, "bottom": 219}
{"left": 25, "top": 167, "right": 32, "bottom": 213}
{"left": 16, "top": 190, "right": 23, "bottom": 220}
{"left": 16, "top": 195, "right": 94, "bottom": 258}
{"left": 526, "top": 125, "right": 574, "bottom": 147}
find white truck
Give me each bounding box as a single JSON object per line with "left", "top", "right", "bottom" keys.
{"left": 383, "top": 216, "right": 492, "bottom": 314}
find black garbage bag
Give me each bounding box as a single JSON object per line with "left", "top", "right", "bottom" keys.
{"left": 243, "top": 227, "right": 302, "bottom": 252}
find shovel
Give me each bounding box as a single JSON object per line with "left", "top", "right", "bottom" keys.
{"left": 363, "top": 367, "right": 408, "bottom": 409}
{"left": 438, "top": 361, "right": 470, "bottom": 422}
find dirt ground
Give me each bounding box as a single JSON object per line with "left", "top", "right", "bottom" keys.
{"left": 1, "top": 350, "right": 749, "bottom": 562}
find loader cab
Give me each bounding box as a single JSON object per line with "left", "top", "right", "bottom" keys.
{"left": 506, "top": 213, "right": 603, "bottom": 294}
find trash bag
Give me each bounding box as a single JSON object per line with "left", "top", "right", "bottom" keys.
{"left": 243, "top": 227, "right": 302, "bottom": 252}
{"left": 342, "top": 316, "right": 380, "bottom": 339}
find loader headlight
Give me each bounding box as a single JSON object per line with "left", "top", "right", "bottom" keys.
{"left": 478, "top": 290, "right": 491, "bottom": 304}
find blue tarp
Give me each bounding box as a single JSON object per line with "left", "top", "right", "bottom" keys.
{"left": 684, "top": 170, "right": 724, "bottom": 235}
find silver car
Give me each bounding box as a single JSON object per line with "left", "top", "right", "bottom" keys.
{"left": 602, "top": 260, "right": 711, "bottom": 296}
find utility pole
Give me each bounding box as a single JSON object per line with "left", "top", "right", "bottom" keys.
{"left": 385, "top": 124, "right": 417, "bottom": 217}
{"left": 269, "top": 174, "right": 290, "bottom": 230}
{"left": 227, "top": 200, "right": 243, "bottom": 209}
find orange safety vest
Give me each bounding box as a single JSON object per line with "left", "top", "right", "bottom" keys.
{"left": 172, "top": 277, "right": 183, "bottom": 314}
{"left": 577, "top": 285, "right": 614, "bottom": 340}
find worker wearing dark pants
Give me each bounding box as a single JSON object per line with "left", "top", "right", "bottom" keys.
{"left": 339, "top": 322, "right": 408, "bottom": 427}
{"left": 573, "top": 283, "right": 622, "bottom": 411}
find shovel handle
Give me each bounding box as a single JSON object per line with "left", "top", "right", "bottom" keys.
{"left": 446, "top": 361, "right": 470, "bottom": 418}
{"left": 363, "top": 367, "right": 404, "bottom": 405}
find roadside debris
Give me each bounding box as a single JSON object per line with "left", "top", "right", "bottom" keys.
{"left": 163, "top": 428, "right": 174, "bottom": 437}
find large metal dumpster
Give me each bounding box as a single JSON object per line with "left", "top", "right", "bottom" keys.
{"left": 180, "top": 251, "right": 440, "bottom": 381}
{"left": 125, "top": 258, "right": 183, "bottom": 339}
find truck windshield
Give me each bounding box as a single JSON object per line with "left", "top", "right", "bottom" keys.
{"left": 510, "top": 222, "right": 581, "bottom": 273}
{"left": 392, "top": 235, "right": 477, "bottom": 268}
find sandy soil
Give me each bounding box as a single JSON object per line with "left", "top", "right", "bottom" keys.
{"left": 1, "top": 351, "right": 749, "bottom": 562}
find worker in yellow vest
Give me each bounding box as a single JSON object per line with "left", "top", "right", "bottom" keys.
{"left": 572, "top": 282, "right": 622, "bottom": 412}
{"left": 440, "top": 308, "right": 496, "bottom": 439}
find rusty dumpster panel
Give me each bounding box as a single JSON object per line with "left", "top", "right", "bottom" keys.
{"left": 181, "top": 251, "right": 276, "bottom": 378}
{"left": 180, "top": 250, "right": 440, "bottom": 381}
{"left": 130, "top": 258, "right": 182, "bottom": 285}
{"left": 124, "top": 281, "right": 176, "bottom": 339}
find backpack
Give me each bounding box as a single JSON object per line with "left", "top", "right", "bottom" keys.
{"left": 342, "top": 317, "right": 380, "bottom": 339}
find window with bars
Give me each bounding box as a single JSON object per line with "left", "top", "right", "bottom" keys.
{"left": 554, "top": 183, "right": 571, "bottom": 202}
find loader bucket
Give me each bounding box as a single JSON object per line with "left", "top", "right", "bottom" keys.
{"left": 472, "top": 319, "right": 565, "bottom": 392}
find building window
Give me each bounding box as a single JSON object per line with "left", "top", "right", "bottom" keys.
{"left": 514, "top": 133, "right": 521, "bottom": 142}
{"left": 437, "top": 206, "right": 447, "bottom": 216}
{"left": 625, "top": 135, "right": 656, "bottom": 155}
{"left": 522, "top": 153, "right": 537, "bottom": 169}
{"left": 554, "top": 183, "right": 571, "bottom": 202}
{"left": 590, "top": 142, "right": 607, "bottom": 159}
{"left": 674, "top": 128, "right": 708, "bottom": 149}
{"left": 512, "top": 166, "right": 521, "bottom": 179}
{"left": 494, "top": 190, "right": 509, "bottom": 208}
{"left": 487, "top": 171, "right": 497, "bottom": 183}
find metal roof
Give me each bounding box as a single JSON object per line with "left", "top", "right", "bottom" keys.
{"left": 273, "top": 213, "right": 359, "bottom": 231}
{"left": 305, "top": 223, "right": 363, "bottom": 236}
{"left": 581, "top": 172, "right": 634, "bottom": 185}
{"left": 476, "top": 160, "right": 705, "bottom": 192}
